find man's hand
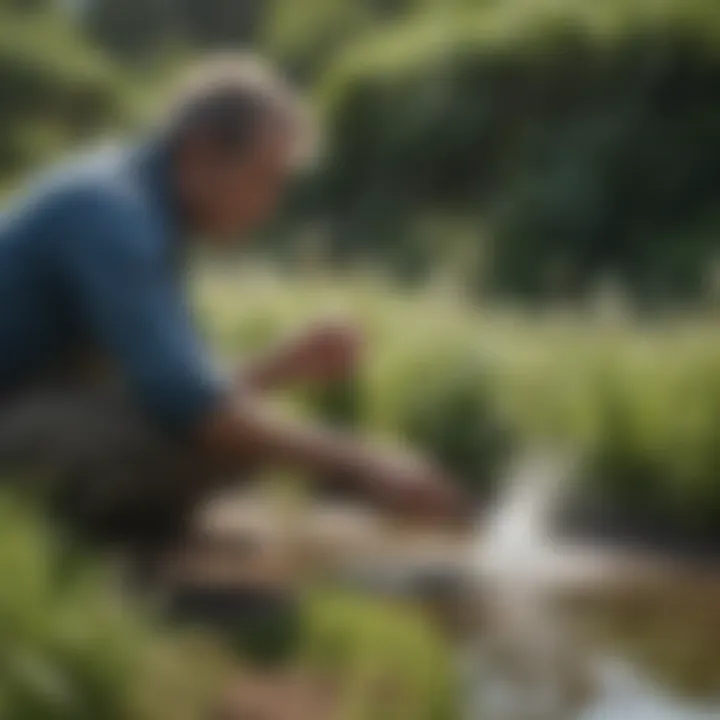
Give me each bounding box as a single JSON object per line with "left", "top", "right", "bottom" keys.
{"left": 354, "top": 447, "right": 464, "bottom": 524}
{"left": 284, "top": 320, "right": 362, "bottom": 382}
{"left": 197, "top": 397, "right": 464, "bottom": 526}
{"left": 243, "top": 320, "right": 362, "bottom": 391}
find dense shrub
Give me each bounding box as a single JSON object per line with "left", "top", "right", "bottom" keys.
{"left": 262, "top": 0, "right": 417, "bottom": 82}
{"left": 0, "top": 493, "right": 231, "bottom": 720}
{"left": 576, "top": 341, "right": 720, "bottom": 538}
{"left": 300, "top": 591, "right": 459, "bottom": 720}
{"left": 304, "top": 0, "right": 720, "bottom": 300}
{"left": 370, "top": 345, "right": 512, "bottom": 495}
{"left": 0, "top": 4, "right": 127, "bottom": 181}
{"left": 200, "top": 270, "right": 517, "bottom": 495}
{"left": 0, "top": 484, "right": 460, "bottom": 719}
{"left": 0, "top": 266, "right": 466, "bottom": 715}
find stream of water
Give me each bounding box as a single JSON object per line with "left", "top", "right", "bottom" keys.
{"left": 467, "top": 452, "right": 720, "bottom": 720}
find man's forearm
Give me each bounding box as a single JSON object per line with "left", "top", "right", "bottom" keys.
{"left": 238, "top": 321, "right": 361, "bottom": 393}
{"left": 194, "top": 393, "right": 461, "bottom": 523}
{"left": 196, "top": 396, "right": 370, "bottom": 481}
{"left": 241, "top": 351, "right": 297, "bottom": 393}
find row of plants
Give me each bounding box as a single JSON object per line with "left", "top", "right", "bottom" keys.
{"left": 198, "top": 268, "right": 720, "bottom": 540}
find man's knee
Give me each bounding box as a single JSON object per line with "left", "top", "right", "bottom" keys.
{"left": 0, "top": 385, "right": 207, "bottom": 544}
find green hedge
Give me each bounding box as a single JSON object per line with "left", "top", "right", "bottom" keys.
{"left": 301, "top": 0, "right": 720, "bottom": 300}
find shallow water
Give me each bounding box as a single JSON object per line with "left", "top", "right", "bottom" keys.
{"left": 468, "top": 452, "right": 720, "bottom": 719}
{"left": 581, "top": 659, "right": 720, "bottom": 720}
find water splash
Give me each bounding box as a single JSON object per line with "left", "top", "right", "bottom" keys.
{"left": 466, "top": 450, "right": 592, "bottom": 719}
{"left": 465, "top": 450, "right": 720, "bottom": 720}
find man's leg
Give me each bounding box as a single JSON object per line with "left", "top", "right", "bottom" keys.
{"left": 0, "top": 325, "right": 359, "bottom": 570}
{"left": 0, "top": 382, "right": 220, "bottom": 580}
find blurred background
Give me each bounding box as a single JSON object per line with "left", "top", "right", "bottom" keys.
{"left": 2, "top": 0, "right": 720, "bottom": 718}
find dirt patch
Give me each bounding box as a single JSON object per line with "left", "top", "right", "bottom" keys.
{"left": 215, "top": 671, "right": 342, "bottom": 720}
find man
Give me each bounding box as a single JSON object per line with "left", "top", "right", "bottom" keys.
{"left": 0, "top": 56, "right": 459, "bottom": 566}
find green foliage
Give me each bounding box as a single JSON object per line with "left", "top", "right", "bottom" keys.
{"left": 0, "top": 493, "right": 230, "bottom": 720}
{"left": 307, "top": 0, "right": 720, "bottom": 300}
{"left": 0, "top": 474, "right": 460, "bottom": 719}
{"left": 83, "top": 0, "right": 264, "bottom": 60}
{"left": 0, "top": 481, "right": 460, "bottom": 719}
{"left": 262, "top": 0, "right": 412, "bottom": 81}
{"left": 174, "top": 0, "right": 263, "bottom": 49}
{"left": 0, "top": 4, "right": 128, "bottom": 181}
{"left": 300, "top": 591, "right": 459, "bottom": 720}
{"left": 82, "top": 0, "right": 175, "bottom": 61}
{"left": 228, "top": 588, "right": 460, "bottom": 719}
{"left": 371, "top": 345, "right": 511, "bottom": 494}
{"left": 199, "top": 269, "right": 720, "bottom": 538}
{"left": 579, "top": 340, "right": 720, "bottom": 534}
{"left": 200, "top": 271, "right": 515, "bottom": 496}
{"left": 307, "top": 376, "right": 364, "bottom": 430}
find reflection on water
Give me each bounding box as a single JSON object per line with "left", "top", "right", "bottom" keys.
{"left": 469, "top": 451, "right": 720, "bottom": 720}
{"left": 582, "top": 659, "right": 720, "bottom": 720}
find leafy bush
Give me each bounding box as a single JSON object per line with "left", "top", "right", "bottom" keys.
{"left": 300, "top": 591, "right": 459, "bottom": 720}
{"left": 0, "top": 5, "right": 128, "bottom": 181}
{"left": 0, "top": 492, "right": 231, "bottom": 720}
{"left": 576, "top": 340, "right": 720, "bottom": 537}
{"left": 224, "top": 588, "right": 460, "bottom": 719}
{"left": 200, "top": 270, "right": 517, "bottom": 495}
{"left": 262, "top": 0, "right": 417, "bottom": 82}
{"left": 0, "top": 486, "right": 461, "bottom": 719}
{"left": 370, "top": 344, "right": 511, "bottom": 495}
{"left": 303, "top": 0, "right": 720, "bottom": 300}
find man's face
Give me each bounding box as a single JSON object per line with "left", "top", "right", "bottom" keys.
{"left": 182, "top": 124, "right": 294, "bottom": 241}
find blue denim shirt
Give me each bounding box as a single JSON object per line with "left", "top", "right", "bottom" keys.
{"left": 0, "top": 141, "right": 225, "bottom": 434}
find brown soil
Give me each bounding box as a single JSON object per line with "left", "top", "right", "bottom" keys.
{"left": 214, "top": 671, "right": 342, "bottom": 720}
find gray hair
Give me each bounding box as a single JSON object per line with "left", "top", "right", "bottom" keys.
{"left": 164, "top": 54, "right": 314, "bottom": 163}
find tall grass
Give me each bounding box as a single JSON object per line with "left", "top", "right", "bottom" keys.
{"left": 0, "top": 493, "right": 232, "bottom": 720}
{"left": 0, "top": 487, "right": 460, "bottom": 719}
{"left": 197, "top": 266, "right": 720, "bottom": 535}
{"left": 300, "top": 591, "right": 458, "bottom": 720}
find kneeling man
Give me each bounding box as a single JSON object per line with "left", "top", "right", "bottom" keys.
{"left": 0, "top": 56, "right": 459, "bottom": 567}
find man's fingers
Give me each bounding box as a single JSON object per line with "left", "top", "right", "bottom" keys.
{"left": 420, "top": 480, "right": 465, "bottom": 523}
{"left": 388, "top": 469, "right": 466, "bottom": 525}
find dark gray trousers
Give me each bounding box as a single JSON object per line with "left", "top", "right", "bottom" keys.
{"left": 0, "top": 381, "right": 220, "bottom": 561}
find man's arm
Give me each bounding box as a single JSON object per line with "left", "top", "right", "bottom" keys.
{"left": 196, "top": 395, "right": 460, "bottom": 521}
{"left": 241, "top": 320, "right": 362, "bottom": 393}
{"left": 55, "top": 187, "right": 460, "bottom": 522}
{"left": 234, "top": 324, "right": 461, "bottom": 520}
{"left": 56, "top": 187, "right": 228, "bottom": 434}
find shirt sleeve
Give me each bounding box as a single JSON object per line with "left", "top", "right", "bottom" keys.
{"left": 52, "top": 185, "right": 227, "bottom": 435}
